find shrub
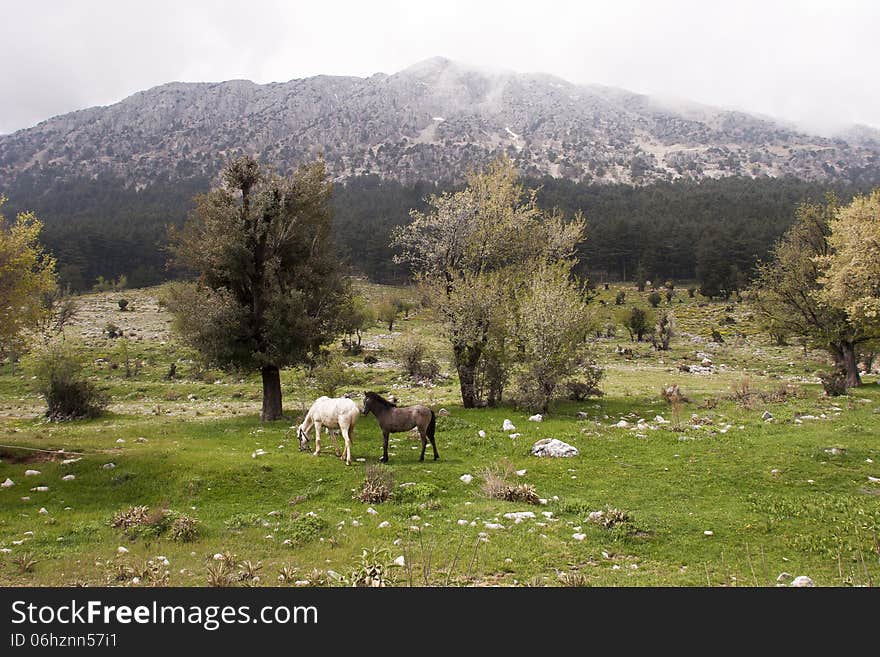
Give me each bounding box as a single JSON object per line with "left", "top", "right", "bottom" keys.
{"left": 394, "top": 482, "right": 439, "bottom": 504}
{"left": 104, "top": 322, "right": 121, "bottom": 339}
{"left": 652, "top": 311, "right": 675, "bottom": 351}
{"left": 711, "top": 329, "right": 725, "bottom": 344}
{"left": 565, "top": 361, "right": 605, "bottom": 400}
{"left": 819, "top": 369, "right": 847, "bottom": 396}
{"left": 356, "top": 465, "right": 393, "bottom": 504}
{"left": 287, "top": 514, "right": 327, "bottom": 545}
{"left": 586, "top": 506, "right": 633, "bottom": 529}
{"left": 614, "top": 290, "right": 626, "bottom": 305}
{"left": 170, "top": 514, "right": 200, "bottom": 542}
{"left": 480, "top": 463, "right": 540, "bottom": 504}
{"left": 394, "top": 335, "right": 438, "bottom": 380}
{"left": 117, "top": 299, "right": 129, "bottom": 311}
{"left": 623, "top": 307, "right": 652, "bottom": 341}
{"left": 363, "top": 355, "right": 378, "bottom": 365}
{"left": 660, "top": 384, "right": 689, "bottom": 404}
{"left": 647, "top": 291, "right": 662, "bottom": 308}
{"left": 111, "top": 505, "right": 150, "bottom": 529}
{"left": 309, "top": 356, "right": 353, "bottom": 397}
{"left": 31, "top": 343, "right": 108, "bottom": 420}
{"left": 687, "top": 287, "right": 696, "bottom": 298}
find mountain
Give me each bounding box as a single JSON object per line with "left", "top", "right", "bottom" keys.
{"left": 2, "top": 56, "right": 879, "bottom": 189}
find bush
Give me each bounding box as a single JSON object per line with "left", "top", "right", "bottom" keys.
{"left": 363, "top": 355, "right": 378, "bottom": 365}
{"left": 480, "top": 463, "right": 540, "bottom": 504}
{"left": 309, "top": 356, "right": 353, "bottom": 397}
{"left": 31, "top": 343, "right": 108, "bottom": 421}
{"left": 104, "top": 322, "right": 121, "bottom": 339}
{"left": 117, "top": 299, "right": 129, "bottom": 311}
{"left": 614, "top": 290, "right": 626, "bottom": 305}
{"left": 394, "top": 482, "right": 439, "bottom": 504}
{"left": 169, "top": 514, "right": 200, "bottom": 542}
{"left": 687, "top": 287, "right": 696, "bottom": 298}
{"left": 565, "top": 361, "right": 605, "bottom": 400}
{"left": 356, "top": 465, "right": 392, "bottom": 504}
{"left": 394, "top": 335, "right": 438, "bottom": 380}
{"left": 647, "top": 291, "right": 662, "bottom": 307}
{"left": 819, "top": 369, "right": 847, "bottom": 396}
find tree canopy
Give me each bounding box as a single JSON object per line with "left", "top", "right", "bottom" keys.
{"left": 166, "top": 156, "right": 349, "bottom": 420}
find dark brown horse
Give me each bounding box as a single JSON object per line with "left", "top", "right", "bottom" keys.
{"left": 361, "top": 391, "right": 439, "bottom": 462}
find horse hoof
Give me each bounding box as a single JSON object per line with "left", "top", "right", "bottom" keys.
{"left": 379, "top": 457, "right": 388, "bottom": 463}
{"left": 434, "top": 456, "right": 440, "bottom": 461}
{"left": 419, "top": 456, "right": 425, "bottom": 462}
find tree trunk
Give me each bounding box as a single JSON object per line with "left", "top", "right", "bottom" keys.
{"left": 454, "top": 345, "right": 482, "bottom": 408}
{"left": 840, "top": 343, "right": 862, "bottom": 388}
{"left": 261, "top": 365, "right": 283, "bottom": 421}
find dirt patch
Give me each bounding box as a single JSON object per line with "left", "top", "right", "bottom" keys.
{"left": 0, "top": 448, "right": 66, "bottom": 464}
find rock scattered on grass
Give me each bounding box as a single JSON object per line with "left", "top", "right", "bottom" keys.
{"left": 459, "top": 474, "right": 473, "bottom": 484}
{"left": 790, "top": 575, "right": 814, "bottom": 587}
{"left": 530, "top": 438, "right": 579, "bottom": 458}
{"left": 529, "top": 414, "right": 543, "bottom": 422}
{"left": 24, "top": 470, "right": 41, "bottom": 477}
{"left": 502, "top": 419, "right": 516, "bottom": 431}
{"left": 1, "top": 478, "right": 13, "bottom": 488}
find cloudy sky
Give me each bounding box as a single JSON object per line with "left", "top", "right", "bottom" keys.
{"left": 2, "top": 0, "right": 878, "bottom": 135}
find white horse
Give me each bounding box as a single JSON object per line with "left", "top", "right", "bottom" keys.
{"left": 296, "top": 396, "right": 360, "bottom": 465}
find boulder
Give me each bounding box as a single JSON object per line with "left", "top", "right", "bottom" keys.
{"left": 1, "top": 478, "right": 13, "bottom": 488}
{"left": 528, "top": 414, "right": 543, "bottom": 422}
{"left": 502, "top": 419, "right": 516, "bottom": 431}
{"left": 790, "top": 575, "right": 814, "bottom": 587}
{"left": 437, "top": 408, "right": 450, "bottom": 417}
{"left": 530, "top": 438, "right": 579, "bottom": 458}
{"left": 761, "top": 411, "right": 773, "bottom": 421}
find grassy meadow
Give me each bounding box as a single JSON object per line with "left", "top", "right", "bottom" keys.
{"left": 1, "top": 282, "right": 878, "bottom": 587}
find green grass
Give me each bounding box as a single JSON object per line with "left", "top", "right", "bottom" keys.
{"left": 0, "top": 283, "right": 878, "bottom": 587}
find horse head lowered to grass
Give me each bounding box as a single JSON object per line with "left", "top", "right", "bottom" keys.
{"left": 361, "top": 391, "right": 438, "bottom": 463}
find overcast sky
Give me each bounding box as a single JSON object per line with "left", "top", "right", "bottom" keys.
{"left": 2, "top": 0, "right": 879, "bottom": 135}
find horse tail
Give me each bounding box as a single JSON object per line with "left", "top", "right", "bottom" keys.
{"left": 427, "top": 409, "right": 436, "bottom": 440}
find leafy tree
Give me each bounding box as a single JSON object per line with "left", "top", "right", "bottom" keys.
{"left": 647, "top": 291, "right": 662, "bottom": 307}
{"left": 166, "top": 156, "right": 348, "bottom": 420}
{"left": 652, "top": 311, "right": 675, "bottom": 350}
{"left": 341, "top": 296, "right": 374, "bottom": 349}
{"left": 513, "top": 263, "right": 593, "bottom": 412}
{"left": 816, "top": 189, "right": 880, "bottom": 333}
{"left": 392, "top": 157, "right": 584, "bottom": 407}
{"left": 634, "top": 261, "right": 647, "bottom": 291}
{"left": 0, "top": 196, "right": 57, "bottom": 364}
{"left": 622, "top": 306, "right": 652, "bottom": 342}
{"left": 751, "top": 196, "right": 878, "bottom": 388}
{"left": 376, "top": 299, "right": 399, "bottom": 331}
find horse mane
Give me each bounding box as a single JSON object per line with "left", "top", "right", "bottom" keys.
{"left": 365, "top": 391, "right": 397, "bottom": 408}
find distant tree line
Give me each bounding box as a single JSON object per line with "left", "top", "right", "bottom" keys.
{"left": 2, "top": 170, "right": 875, "bottom": 292}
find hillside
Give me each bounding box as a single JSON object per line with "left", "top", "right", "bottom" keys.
{"left": 3, "top": 57, "right": 880, "bottom": 191}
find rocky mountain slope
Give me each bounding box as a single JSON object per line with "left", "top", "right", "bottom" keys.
{"left": 2, "top": 56, "right": 879, "bottom": 188}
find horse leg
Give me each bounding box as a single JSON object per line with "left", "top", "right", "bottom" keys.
{"left": 341, "top": 425, "right": 352, "bottom": 465}
{"left": 427, "top": 411, "right": 439, "bottom": 460}
{"left": 418, "top": 428, "right": 427, "bottom": 462}
{"left": 380, "top": 431, "right": 390, "bottom": 463}
{"left": 313, "top": 422, "right": 322, "bottom": 457}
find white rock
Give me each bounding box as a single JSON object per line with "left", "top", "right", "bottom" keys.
{"left": 502, "top": 419, "right": 516, "bottom": 431}
{"left": 701, "top": 358, "right": 713, "bottom": 367}
{"left": 776, "top": 572, "right": 792, "bottom": 583}
{"left": 378, "top": 521, "right": 390, "bottom": 528}
{"left": 117, "top": 546, "right": 129, "bottom": 554}
{"left": 351, "top": 520, "right": 360, "bottom": 527}
{"left": 530, "top": 438, "right": 579, "bottom": 458}
{"left": 38, "top": 507, "right": 48, "bottom": 514}
{"left": 1, "top": 478, "right": 13, "bottom": 488}
{"left": 478, "top": 430, "right": 486, "bottom": 438}
{"left": 62, "top": 458, "right": 81, "bottom": 465}
{"left": 761, "top": 411, "right": 773, "bottom": 421}
{"left": 24, "top": 470, "right": 41, "bottom": 477}
{"left": 392, "top": 555, "right": 406, "bottom": 567}
{"left": 61, "top": 474, "right": 75, "bottom": 481}
{"left": 437, "top": 408, "right": 450, "bottom": 417}
{"left": 366, "top": 507, "right": 377, "bottom": 515}
{"left": 614, "top": 420, "right": 629, "bottom": 428}
{"left": 529, "top": 414, "right": 543, "bottom": 422}
{"left": 102, "top": 463, "right": 116, "bottom": 470}
{"left": 459, "top": 474, "right": 473, "bottom": 484}
{"left": 484, "top": 523, "right": 505, "bottom": 530}
{"left": 213, "top": 553, "right": 224, "bottom": 560}
{"left": 502, "top": 511, "right": 536, "bottom": 523}
{"left": 542, "top": 511, "right": 553, "bottom": 519}
{"left": 32, "top": 486, "right": 49, "bottom": 492}
{"left": 790, "top": 575, "right": 814, "bottom": 587}
{"left": 572, "top": 533, "right": 586, "bottom": 541}
{"left": 509, "top": 433, "right": 521, "bottom": 439}
{"left": 457, "top": 519, "right": 469, "bottom": 526}
{"left": 515, "top": 469, "right": 527, "bottom": 477}
{"left": 867, "top": 476, "right": 880, "bottom": 484}
{"left": 116, "top": 438, "right": 125, "bottom": 444}
{"left": 704, "top": 530, "right": 714, "bottom": 536}
{"left": 132, "top": 577, "right": 141, "bottom": 584}
{"left": 771, "top": 469, "right": 781, "bottom": 476}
